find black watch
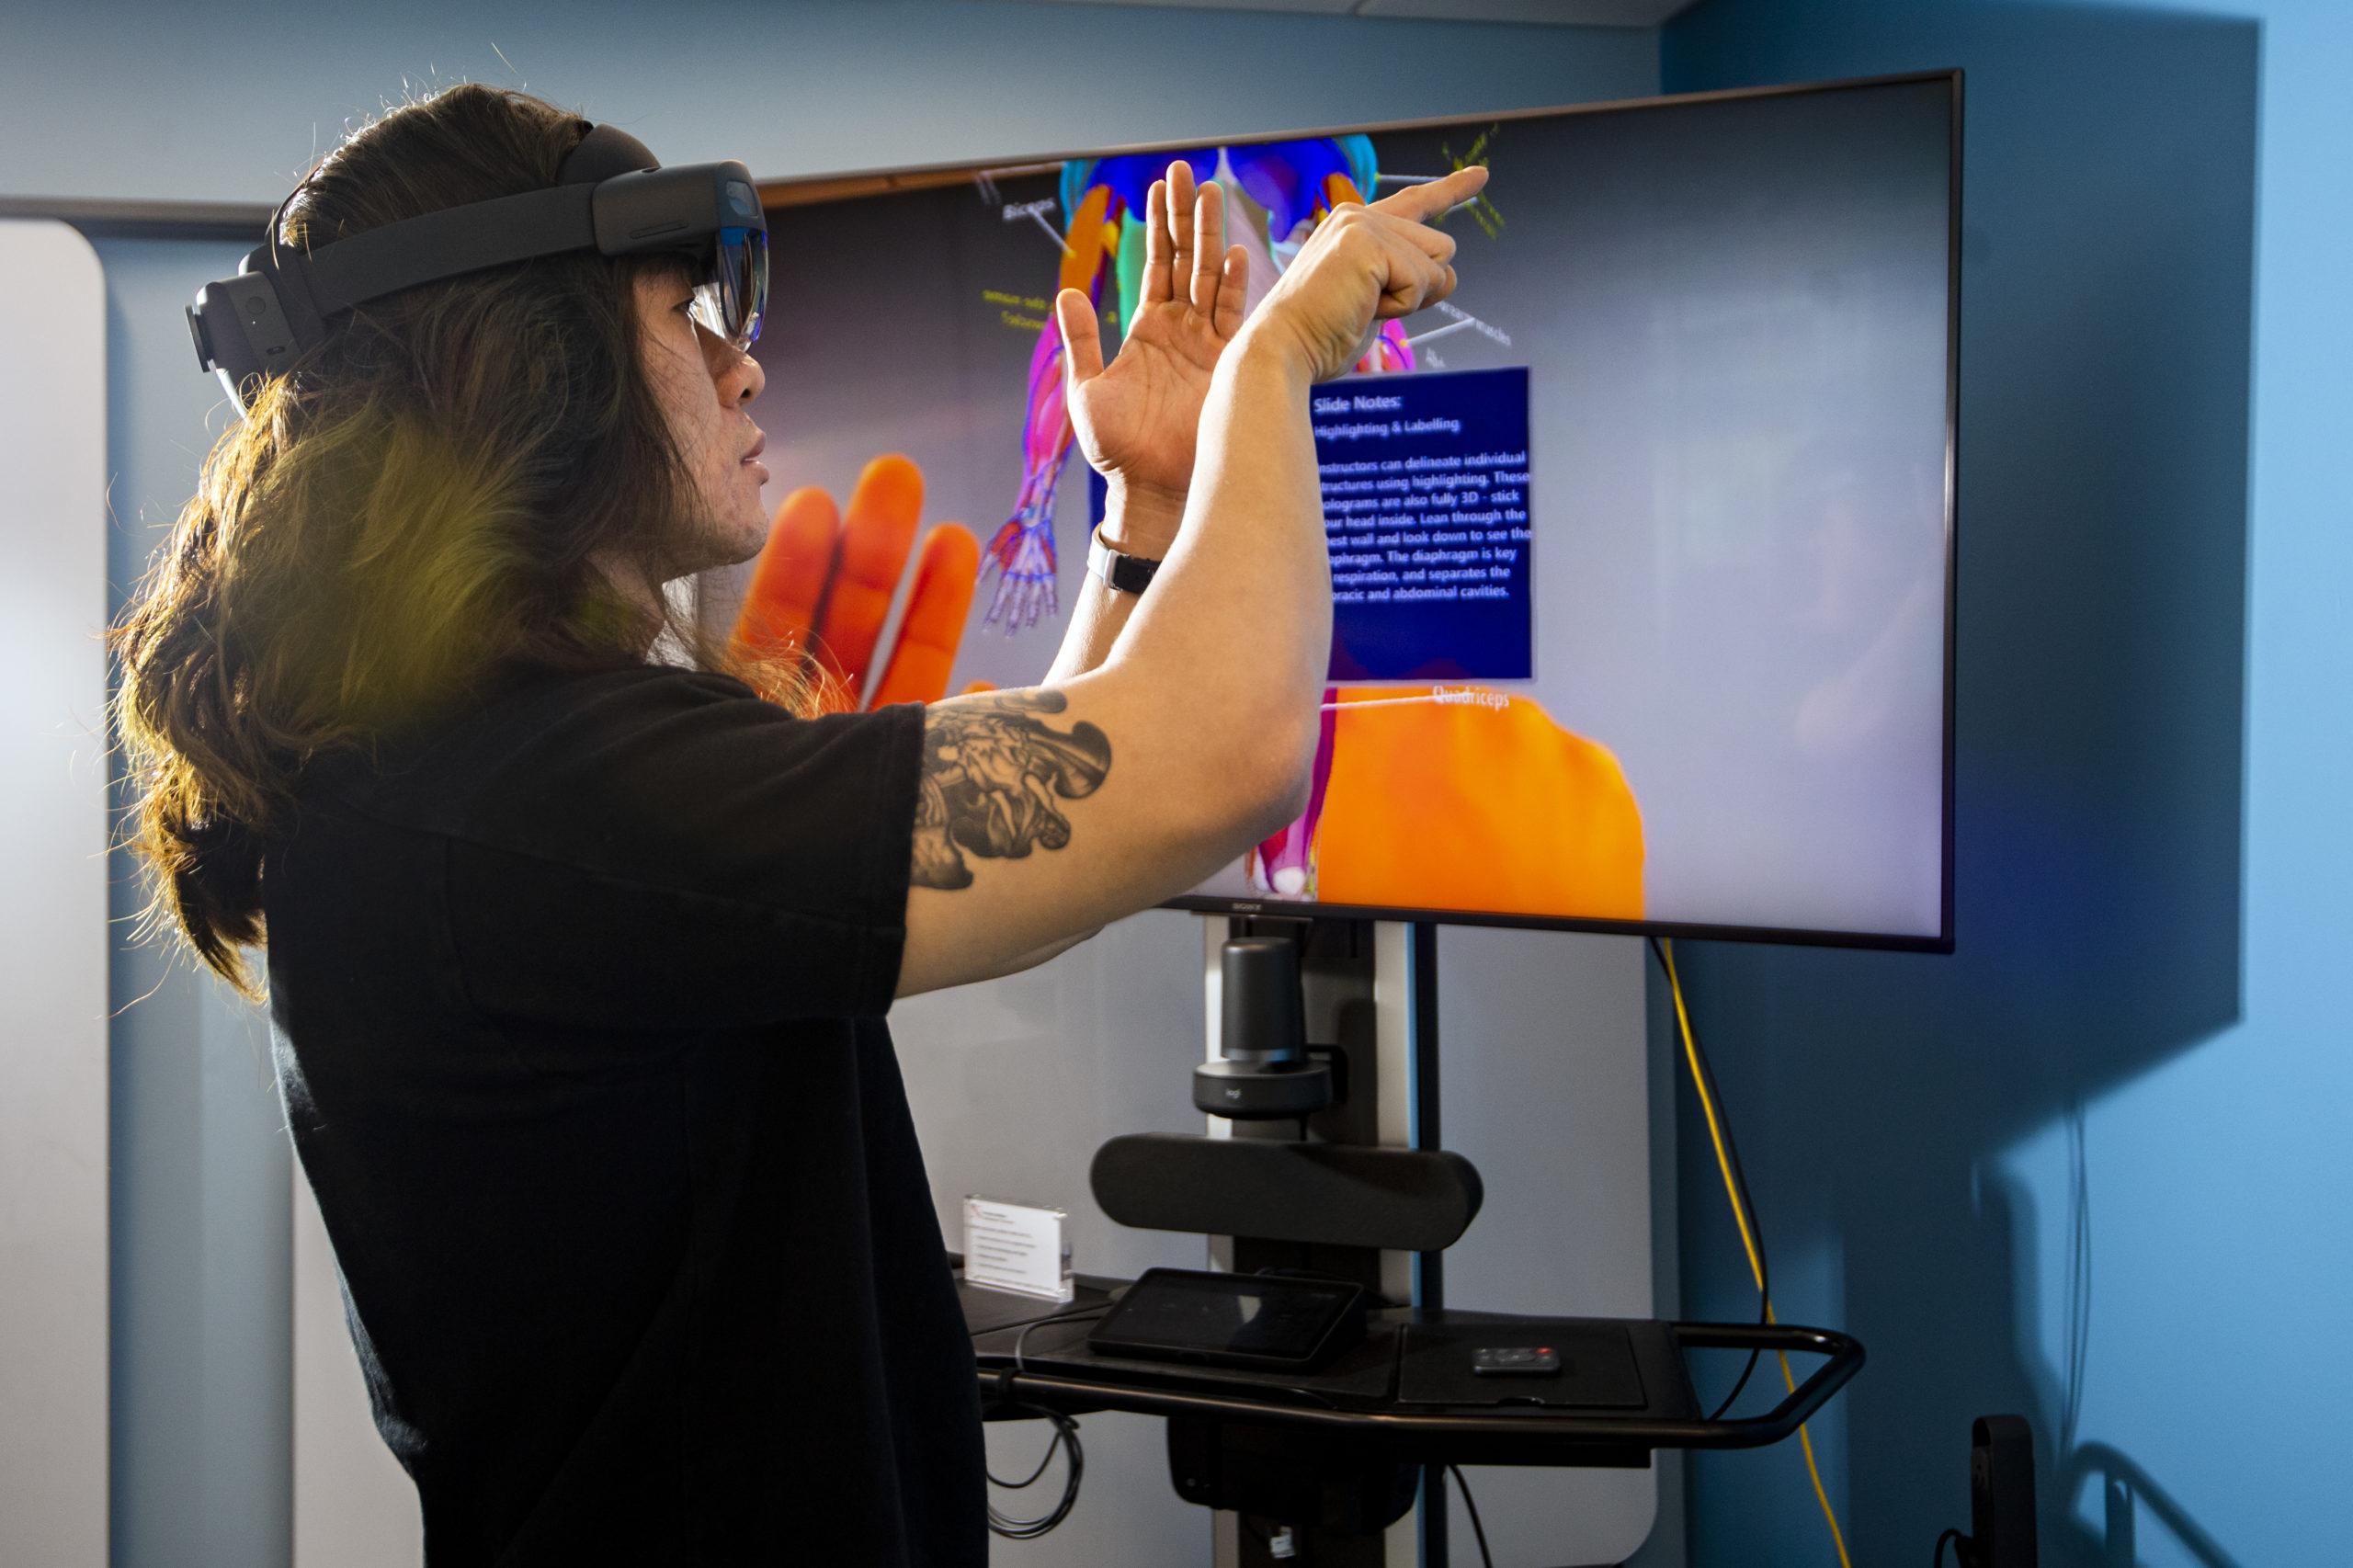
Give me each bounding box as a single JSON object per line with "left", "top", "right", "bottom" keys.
{"left": 1087, "top": 532, "right": 1163, "bottom": 595}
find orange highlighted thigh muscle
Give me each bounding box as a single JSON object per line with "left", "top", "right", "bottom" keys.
{"left": 1315, "top": 688, "right": 1645, "bottom": 919}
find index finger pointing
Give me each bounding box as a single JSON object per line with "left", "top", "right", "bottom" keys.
{"left": 1370, "top": 164, "right": 1490, "bottom": 223}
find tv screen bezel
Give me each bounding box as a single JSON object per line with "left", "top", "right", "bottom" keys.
{"left": 756, "top": 69, "right": 1963, "bottom": 955}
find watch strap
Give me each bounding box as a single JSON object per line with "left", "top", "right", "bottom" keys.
{"left": 1087, "top": 532, "right": 1163, "bottom": 594}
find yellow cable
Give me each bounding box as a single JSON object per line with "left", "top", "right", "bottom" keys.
{"left": 1660, "top": 940, "right": 1854, "bottom": 1568}
{"left": 1662, "top": 939, "right": 1764, "bottom": 1293}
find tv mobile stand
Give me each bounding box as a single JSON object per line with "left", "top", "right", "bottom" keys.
{"left": 969, "top": 913, "right": 1864, "bottom": 1566}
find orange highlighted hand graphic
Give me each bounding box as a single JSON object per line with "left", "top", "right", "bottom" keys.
{"left": 730, "top": 454, "right": 991, "bottom": 710}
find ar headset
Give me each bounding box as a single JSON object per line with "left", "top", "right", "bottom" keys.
{"left": 188, "top": 123, "right": 767, "bottom": 413}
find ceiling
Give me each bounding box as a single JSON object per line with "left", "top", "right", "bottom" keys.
{"left": 1019, "top": 0, "right": 1699, "bottom": 28}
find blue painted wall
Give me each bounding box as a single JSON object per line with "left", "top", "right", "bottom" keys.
{"left": 15, "top": 6, "right": 1659, "bottom": 1563}
{"left": 1663, "top": 3, "right": 2345, "bottom": 1565}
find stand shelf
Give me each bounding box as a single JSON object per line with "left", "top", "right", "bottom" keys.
{"left": 965, "top": 1275, "right": 1864, "bottom": 1471}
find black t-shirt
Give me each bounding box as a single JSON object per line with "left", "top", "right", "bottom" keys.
{"left": 263, "top": 660, "right": 985, "bottom": 1566}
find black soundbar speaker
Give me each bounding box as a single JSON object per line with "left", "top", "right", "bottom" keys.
{"left": 1091, "top": 1133, "right": 1483, "bottom": 1252}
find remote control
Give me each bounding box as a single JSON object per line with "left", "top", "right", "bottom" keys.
{"left": 1471, "top": 1345, "right": 1562, "bottom": 1377}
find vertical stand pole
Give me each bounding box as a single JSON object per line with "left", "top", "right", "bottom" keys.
{"left": 1407, "top": 922, "right": 1447, "bottom": 1568}
{"left": 1201, "top": 915, "right": 1447, "bottom": 1568}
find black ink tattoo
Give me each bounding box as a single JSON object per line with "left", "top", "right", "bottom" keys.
{"left": 912, "top": 689, "right": 1113, "bottom": 891}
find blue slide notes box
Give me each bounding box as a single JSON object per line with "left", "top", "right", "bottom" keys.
{"left": 1313, "top": 367, "right": 1531, "bottom": 681}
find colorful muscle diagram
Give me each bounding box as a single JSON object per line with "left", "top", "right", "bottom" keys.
{"left": 1222, "top": 134, "right": 1643, "bottom": 916}
{"left": 985, "top": 136, "right": 1421, "bottom": 630}
{"left": 983, "top": 130, "right": 1647, "bottom": 918}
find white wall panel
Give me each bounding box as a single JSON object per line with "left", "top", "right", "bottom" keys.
{"left": 0, "top": 217, "right": 111, "bottom": 1568}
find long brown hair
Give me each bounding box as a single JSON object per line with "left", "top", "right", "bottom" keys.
{"left": 109, "top": 85, "right": 813, "bottom": 1002}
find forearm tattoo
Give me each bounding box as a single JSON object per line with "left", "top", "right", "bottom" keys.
{"left": 913, "top": 689, "right": 1113, "bottom": 890}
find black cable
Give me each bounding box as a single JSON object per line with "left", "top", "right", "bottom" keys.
{"left": 1003, "top": 1305, "right": 1110, "bottom": 1374}
{"left": 986, "top": 1416, "right": 1067, "bottom": 1489}
{"left": 973, "top": 1303, "right": 1109, "bottom": 1540}
{"left": 967, "top": 1298, "right": 1110, "bottom": 1346}
{"left": 1647, "top": 937, "right": 1769, "bottom": 1422}
{"left": 1439, "top": 1460, "right": 1496, "bottom": 1553}
{"left": 1934, "top": 1526, "right": 1969, "bottom": 1567}
{"left": 982, "top": 1404, "right": 1085, "bottom": 1540}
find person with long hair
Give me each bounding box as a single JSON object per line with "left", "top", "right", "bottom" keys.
{"left": 111, "top": 84, "right": 1482, "bottom": 1564}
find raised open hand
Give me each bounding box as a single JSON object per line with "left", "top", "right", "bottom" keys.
{"left": 1052, "top": 160, "right": 1250, "bottom": 517}
{"left": 730, "top": 454, "right": 993, "bottom": 712}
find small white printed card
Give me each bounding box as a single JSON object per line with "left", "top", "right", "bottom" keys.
{"left": 961, "top": 1197, "right": 1073, "bottom": 1303}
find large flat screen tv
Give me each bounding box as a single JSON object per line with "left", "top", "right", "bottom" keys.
{"left": 734, "top": 71, "right": 1960, "bottom": 950}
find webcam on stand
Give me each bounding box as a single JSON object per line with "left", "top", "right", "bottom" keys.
{"left": 1192, "top": 937, "right": 1337, "bottom": 1121}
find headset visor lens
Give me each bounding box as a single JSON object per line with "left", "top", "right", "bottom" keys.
{"left": 690, "top": 225, "right": 767, "bottom": 350}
